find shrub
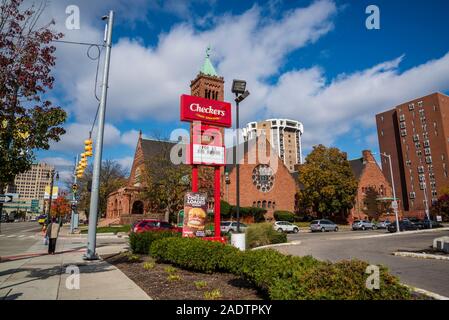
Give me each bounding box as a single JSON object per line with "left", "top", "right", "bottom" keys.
{"left": 143, "top": 261, "right": 155, "bottom": 270}
{"left": 126, "top": 253, "right": 141, "bottom": 262}
{"left": 204, "top": 289, "right": 222, "bottom": 300}
{"left": 194, "top": 281, "right": 208, "bottom": 289}
{"left": 150, "top": 237, "right": 241, "bottom": 273}
{"left": 129, "top": 230, "right": 180, "bottom": 254}
{"left": 167, "top": 274, "right": 182, "bottom": 281}
{"left": 237, "top": 249, "right": 321, "bottom": 292}
{"left": 268, "top": 260, "right": 411, "bottom": 300}
{"left": 274, "top": 211, "right": 295, "bottom": 222}
{"left": 149, "top": 237, "right": 411, "bottom": 300}
{"left": 246, "top": 223, "right": 287, "bottom": 249}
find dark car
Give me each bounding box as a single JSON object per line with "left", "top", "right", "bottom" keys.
{"left": 387, "top": 220, "right": 419, "bottom": 233}
{"left": 422, "top": 219, "right": 443, "bottom": 229}
{"left": 405, "top": 217, "right": 425, "bottom": 229}
{"left": 132, "top": 219, "right": 181, "bottom": 233}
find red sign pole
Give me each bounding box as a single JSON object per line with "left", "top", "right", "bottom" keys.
{"left": 214, "top": 167, "right": 221, "bottom": 238}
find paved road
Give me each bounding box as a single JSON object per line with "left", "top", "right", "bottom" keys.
{"left": 0, "top": 222, "right": 43, "bottom": 257}
{"left": 0, "top": 222, "right": 127, "bottom": 258}
{"left": 281, "top": 229, "right": 449, "bottom": 297}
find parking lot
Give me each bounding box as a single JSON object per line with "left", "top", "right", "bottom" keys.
{"left": 280, "top": 228, "right": 449, "bottom": 297}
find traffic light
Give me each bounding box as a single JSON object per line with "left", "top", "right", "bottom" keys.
{"left": 84, "top": 139, "right": 93, "bottom": 157}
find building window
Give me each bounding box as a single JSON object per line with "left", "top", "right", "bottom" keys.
{"left": 268, "top": 201, "right": 272, "bottom": 208}
{"left": 401, "top": 129, "right": 407, "bottom": 137}
{"left": 399, "top": 114, "right": 405, "bottom": 122}
{"left": 408, "top": 103, "right": 415, "bottom": 111}
{"left": 381, "top": 130, "right": 384, "bottom": 137}
{"left": 418, "top": 166, "right": 424, "bottom": 173}
{"left": 425, "top": 148, "right": 431, "bottom": 155}
{"left": 400, "top": 122, "right": 406, "bottom": 129}
{"left": 424, "top": 140, "right": 430, "bottom": 147}
{"left": 409, "top": 192, "right": 416, "bottom": 199}
{"left": 413, "top": 134, "right": 419, "bottom": 142}
{"left": 426, "top": 156, "right": 432, "bottom": 164}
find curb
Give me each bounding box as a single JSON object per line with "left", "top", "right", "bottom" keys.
{"left": 393, "top": 251, "right": 449, "bottom": 261}
{"left": 329, "top": 227, "right": 449, "bottom": 241}
{"left": 251, "top": 240, "right": 301, "bottom": 250}
{"left": 404, "top": 284, "right": 449, "bottom": 300}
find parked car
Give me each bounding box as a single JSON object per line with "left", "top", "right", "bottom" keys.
{"left": 220, "top": 221, "right": 248, "bottom": 233}
{"left": 132, "top": 219, "right": 180, "bottom": 233}
{"left": 273, "top": 221, "right": 299, "bottom": 233}
{"left": 37, "top": 215, "right": 47, "bottom": 225}
{"left": 352, "top": 220, "right": 375, "bottom": 231}
{"left": 405, "top": 217, "right": 425, "bottom": 229}
{"left": 310, "top": 219, "right": 338, "bottom": 232}
{"left": 375, "top": 220, "right": 391, "bottom": 229}
{"left": 423, "top": 219, "right": 443, "bottom": 229}
{"left": 387, "top": 220, "right": 419, "bottom": 233}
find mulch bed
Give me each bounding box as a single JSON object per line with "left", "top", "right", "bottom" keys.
{"left": 104, "top": 253, "right": 264, "bottom": 300}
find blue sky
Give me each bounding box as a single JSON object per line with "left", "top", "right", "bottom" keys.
{"left": 32, "top": 0, "right": 449, "bottom": 184}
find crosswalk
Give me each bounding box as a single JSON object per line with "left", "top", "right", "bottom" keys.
{"left": 0, "top": 234, "right": 37, "bottom": 240}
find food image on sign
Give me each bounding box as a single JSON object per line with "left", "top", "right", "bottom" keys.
{"left": 183, "top": 192, "right": 208, "bottom": 237}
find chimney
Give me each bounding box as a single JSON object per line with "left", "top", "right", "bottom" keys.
{"left": 362, "top": 150, "right": 375, "bottom": 164}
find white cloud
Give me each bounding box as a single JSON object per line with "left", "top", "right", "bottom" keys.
{"left": 266, "top": 52, "right": 449, "bottom": 149}
{"left": 59, "top": 0, "right": 337, "bottom": 123}
{"left": 120, "top": 129, "right": 148, "bottom": 149}
{"left": 40, "top": 157, "right": 73, "bottom": 168}
{"left": 114, "top": 156, "right": 134, "bottom": 171}
{"left": 50, "top": 122, "right": 121, "bottom": 154}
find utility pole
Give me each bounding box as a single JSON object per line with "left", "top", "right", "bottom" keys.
{"left": 382, "top": 153, "right": 401, "bottom": 233}
{"left": 84, "top": 10, "right": 114, "bottom": 260}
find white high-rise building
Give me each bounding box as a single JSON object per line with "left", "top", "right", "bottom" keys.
{"left": 243, "top": 119, "right": 304, "bottom": 172}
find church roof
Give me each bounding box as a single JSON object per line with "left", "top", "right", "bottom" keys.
{"left": 200, "top": 46, "right": 218, "bottom": 77}
{"left": 141, "top": 139, "right": 176, "bottom": 160}
{"left": 349, "top": 157, "right": 364, "bottom": 180}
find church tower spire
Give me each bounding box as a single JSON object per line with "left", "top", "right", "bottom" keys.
{"left": 190, "top": 46, "right": 224, "bottom": 101}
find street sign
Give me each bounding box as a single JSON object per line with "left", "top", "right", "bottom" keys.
{"left": 436, "top": 215, "right": 442, "bottom": 222}
{"left": 0, "top": 195, "right": 13, "bottom": 203}
{"left": 391, "top": 201, "right": 398, "bottom": 210}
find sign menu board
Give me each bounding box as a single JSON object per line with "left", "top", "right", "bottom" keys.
{"left": 183, "top": 192, "right": 208, "bottom": 238}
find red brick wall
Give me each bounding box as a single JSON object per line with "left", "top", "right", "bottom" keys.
{"left": 349, "top": 150, "right": 395, "bottom": 223}
{"left": 222, "top": 139, "right": 297, "bottom": 220}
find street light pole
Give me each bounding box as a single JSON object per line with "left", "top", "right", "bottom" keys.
{"left": 422, "top": 179, "right": 432, "bottom": 229}
{"left": 85, "top": 10, "right": 114, "bottom": 260}
{"left": 381, "top": 153, "right": 401, "bottom": 233}
{"left": 235, "top": 96, "right": 241, "bottom": 233}
{"left": 70, "top": 155, "right": 78, "bottom": 234}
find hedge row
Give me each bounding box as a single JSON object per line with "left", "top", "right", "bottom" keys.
{"left": 273, "top": 211, "right": 295, "bottom": 222}
{"left": 148, "top": 237, "right": 411, "bottom": 300}
{"left": 129, "top": 230, "right": 180, "bottom": 254}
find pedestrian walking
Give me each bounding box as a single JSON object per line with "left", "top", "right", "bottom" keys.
{"left": 46, "top": 217, "right": 60, "bottom": 254}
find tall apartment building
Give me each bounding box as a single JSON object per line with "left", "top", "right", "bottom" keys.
{"left": 376, "top": 92, "right": 449, "bottom": 214}
{"left": 5, "top": 163, "right": 55, "bottom": 207}
{"left": 243, "top": 119, "right": 304, "bottom": 172}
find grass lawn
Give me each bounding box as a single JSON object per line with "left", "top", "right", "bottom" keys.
{"left": 80, "top": 225, "right": 131, "bottom": 234}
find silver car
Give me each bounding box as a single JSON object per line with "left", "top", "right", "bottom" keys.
{"left": 220, "top": 221, "right": 248, "bottom": 233}
{"left": 352, "top": 220, "right": 375, "bottom": 231}
{"left": 310, "top": 219, "right": 339, "bottom": 232}
{"left": 375, "top": 220, "right": 391, "bottom": 229}
{"left": 273, "top": 221, "right": 299, "bottom": 233}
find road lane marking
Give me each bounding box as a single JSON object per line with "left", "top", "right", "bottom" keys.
{"left": 6, "top": 235, "right": 16, "bottom": 238}
{"left": 18, "top": 235, "right": 25, "bottom": 238}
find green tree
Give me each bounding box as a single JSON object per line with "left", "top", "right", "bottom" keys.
{"left": 0, "top": 0, "right": 66, "bottom": 215}
{"left": 66, "top": 160, "right": 127, "bottom": 218}
{"left": 140, "top": 154, "right": 191, "bottom": 223}
{"left": 297, "top": 144, "right": 358, "bottom": 219}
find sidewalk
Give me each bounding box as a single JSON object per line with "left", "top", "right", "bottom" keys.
{"left": 0, "top": 227, "right": 150, "bottom": 300}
